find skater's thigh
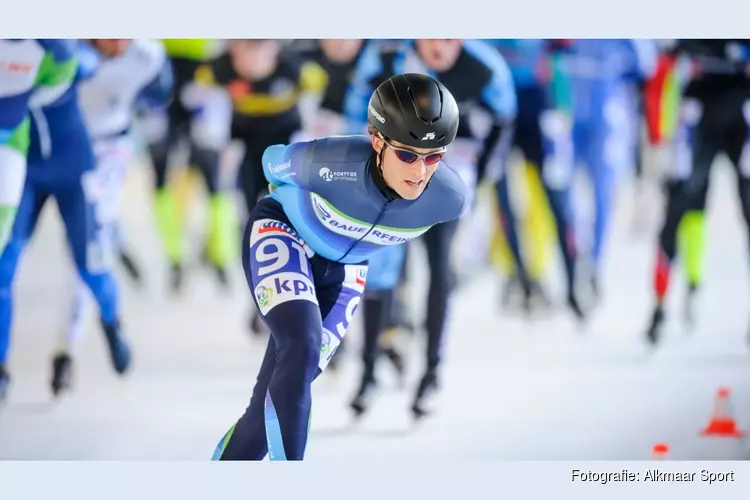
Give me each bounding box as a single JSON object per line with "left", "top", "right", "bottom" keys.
{"left": 243, "top": 202, "right": 322, "bottom": 372}
{"left": 92, "top": 138, "right": 132, "bottom": 226}
{"left": 55, "top": 172, "right": 112, "bottom": 275}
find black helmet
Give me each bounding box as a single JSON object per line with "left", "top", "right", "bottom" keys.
{"left": 367, "top": 73, "right": 459, "bottom": 149}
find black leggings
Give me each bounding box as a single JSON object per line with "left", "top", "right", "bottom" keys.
{"left": 655, "top": 94, "right": 750, "bottom": 298}
{"left": 359, "top": 219, "right": 459, "bottom": 377}
{"left": 148, "top": 57, "right": 220, "bottom": 194}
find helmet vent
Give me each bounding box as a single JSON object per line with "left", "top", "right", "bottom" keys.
{"left": 406, "top": 85, "right": 439, "bottom": 125}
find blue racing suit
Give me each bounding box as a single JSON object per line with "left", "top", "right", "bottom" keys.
{"left": 0, "top": 43, "right": 129, "bottom": 373}
{"left": 561, "top": 39, "right": 657, "bottom": 275}
{"left": 213, "top": 135, "right": 470, "bottom": 461}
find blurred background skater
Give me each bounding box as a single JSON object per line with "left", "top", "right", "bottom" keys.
{"left": 52, "top": 38, "right": 173, "bottom": 397}
{"left": 645, "top": 39, "right": 750, "bottom": 345}
{"left": 0, "top": 38, "right": 78, "bottom": 401}
{"left": 559, "top": 39, "right": 658, "bottom": 303}
{"left": 303, "top": 39, "right": 366, "bottom": 139}
{"left": 484, "top": 39, "right": 563, "bottom": 313}
{"left": 641, "top": 43, "right": 709, "bottom": 324}
{"left": 194, "top": 39, "right": 327, "bottom": 336}
{"left": 486, "top": 39, "right": 587, "bottom": 320}
{"left": 344, "top": 38, "right": 516, "bottom": 417}
{"left": 0, "top": 42, "right": 132, "bottom": 404}
{"left": 142, "top": 38, "right": 233, "bottom": 294}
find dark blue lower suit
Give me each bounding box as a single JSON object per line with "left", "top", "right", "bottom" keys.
{"left": 215, "top": 197, "right": 366, "bottom": 461}
{"left": 0, "top": 91, "right": 120, "bottom": 367}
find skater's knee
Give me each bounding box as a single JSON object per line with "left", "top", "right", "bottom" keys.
{"left": 77, "top": 270, "right": 119, "bottom": 318}
{"left": 265, "top": 303, "right": 322, "bottom": 379}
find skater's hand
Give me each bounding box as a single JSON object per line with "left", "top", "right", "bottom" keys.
{"left": 268, "top": 183, "right": 277, "bottom": 193}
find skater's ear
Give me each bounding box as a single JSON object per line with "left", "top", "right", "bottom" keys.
{"left": 370, "top": 126, "right": 384, "bottom": 156}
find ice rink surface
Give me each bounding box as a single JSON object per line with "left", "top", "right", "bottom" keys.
{"left": 1, "top": 161, "right": 749, "bottom": 461}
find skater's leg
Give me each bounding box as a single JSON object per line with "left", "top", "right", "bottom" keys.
{"left": 422, "top": 219, "right": 459, "bottom": 373}
{"left": 189, "top": 86, "right": 236, "bottom": 276}
{"left": 538, "top": 109, "right": 582, "bottom": 316}
{"left": 215, "top": 333, "right": 278, "bottom": 460}
{"left": 217, "top": 205, "right": 365, "bottom": 460}
{"left": 654, "top": 101, "right": 716, "bottom": 306}
{"left": 0, "top": 121, "right": 29, "bottom": 253}
{"left": 145, "top": 106, "right": 188, "bottom": 278}
{"left": 585, "top": 108, "right": 623, "bottom": 293}
{"left": 522, "top": 160, "right": 556, "bottom": 283}
{"left": 219, "top": 214, "right": 320, "bottom": 460}
{"left": 60, "top": 276, "right": 93, "bottom": 355}
{"left": 60, "top": 139, "right": 132, "bottom": 356}
{"left": 678, "top": 182, "right": 709, "bottom": 289}
{"left": 350, "top": 244, "right": 404, "bottom": 414}
{"left": 517, "top": 86, "right": 556, "bottom": 285}
{"left": 725, "top": 102, "right": 750, "bottom": 287}
{"left": 0, "top": 183, "right": 46, "bottom": 372}
{"left": 55, "top": 168, "right": 130, "bottom": 374}
{"left": 495, "top": 173, "right": 529, "bottom": 283}
{"left": 647, "top": 99, "right": 717, "bottom": 343}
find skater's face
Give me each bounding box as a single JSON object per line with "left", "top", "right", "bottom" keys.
{"left": 415, "top": 39, "right": 463, "bottom": 72}
{"left": 372, "top": 133, "right": 445, "bottom": 200}
{"left": 319, "top": 39, "right": 363, "bottom": 63}
{"left": 91, "top": 39, "right": 132, "bottom": 58}
{"left": 229, "top": 39, "right": 281, "bottom": 80}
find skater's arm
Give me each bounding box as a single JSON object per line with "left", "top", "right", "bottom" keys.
{"left": 28, "top": 39, "right": 78, "bottom": 108}
{"left": 137, "top": 61, "right": 174, "bottom": 109}
{"left": 262, "top": 141, "right": 313, "bottom": 190}
{"left": 464, "top": 40, "right": 517, "bottom": 183}
{"left": 136, "top": 40, "right": 174, "bottom": 110}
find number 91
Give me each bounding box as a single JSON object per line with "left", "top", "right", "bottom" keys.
{"left": 255, "top": 237, "right": 310, "bottom": 277}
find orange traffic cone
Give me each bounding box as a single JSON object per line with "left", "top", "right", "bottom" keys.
{"left": 700, "top": 387, "right": 744, "bottom": 438}
{"left": 652, "top": 443, "right": 669, "bottom": 460}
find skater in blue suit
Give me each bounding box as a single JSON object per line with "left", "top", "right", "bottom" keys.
{"left": 212, "top": 73, "right": 469, "bottom": 461}
{"left": 0, "top": 41, "right": 132, "bottom": 403}
{"left": 561, "top": 39, "right": 657, "bottom": 297}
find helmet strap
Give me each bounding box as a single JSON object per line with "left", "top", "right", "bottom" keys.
{"left": 372, "top": 145, "right": 402, "bottom": 201}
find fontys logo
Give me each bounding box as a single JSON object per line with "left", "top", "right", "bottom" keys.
{"left": 319, "top": 167, "right": 356, "bottom": 182}
{"left": 319, "top": 167, "right": 335, "bottom": 182}
{"left": 255, "top": 286, "right": 273, "bottom": 308}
